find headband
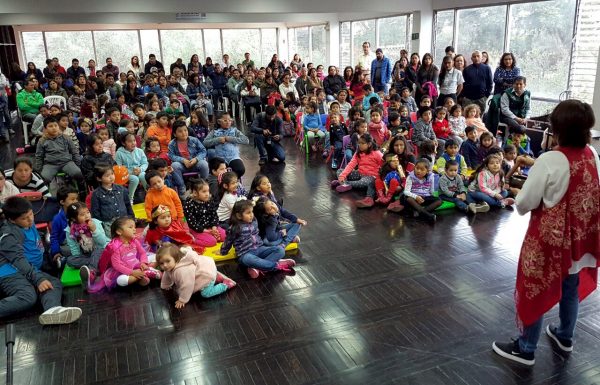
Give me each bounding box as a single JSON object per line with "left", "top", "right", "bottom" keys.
{"left": 152, "top": 205, "right": 170, "bottom": 219}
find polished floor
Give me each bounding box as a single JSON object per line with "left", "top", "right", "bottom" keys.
{"left": 1, "top": 124, "right": 600, "bottom": 385}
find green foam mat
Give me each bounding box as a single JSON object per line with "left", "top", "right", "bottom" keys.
{"left": 432, "top": 191, "right": 456, "bottom": 211}
{"left": 60, "top": 266, "right": 82, "bottom": 287}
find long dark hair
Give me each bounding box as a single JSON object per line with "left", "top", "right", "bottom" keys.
{"left": 470, "top": 154, "right": 504, "bottom": 184}
{"left": 357, "top": 133, "right": 375, "bottom": 158}
{"left": 387, "top": 135, "right": 414, "bottom": 168}
{"left": 438, "top": 56, "right": 453, "bottom": 87}
{"left": 218, "top": 171, "right": 238, "bottom": 200}
{"left": 252, "top": 196, "right": 271, "bottom": 238}
{"left": 499, "top": 52, "right": 517, "bottom": 70}
{"left": 247, "top": 174, "right": 269, "bottom": 199}
{"left": 66, "top": 202, "right": 88, "bottom": 225}
{"left": 228, "top": 200, "right": 255, "bottom": 238}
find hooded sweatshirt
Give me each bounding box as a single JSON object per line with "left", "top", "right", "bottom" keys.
{"left": 160, "top": 247, "right": 217, "bottom": 304}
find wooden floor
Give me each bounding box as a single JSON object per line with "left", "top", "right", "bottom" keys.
{"left": 1, "top": 127, "right": 600, "bottom": 385}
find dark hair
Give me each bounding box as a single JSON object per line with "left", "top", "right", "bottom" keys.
{"left": 399, "top": 86, "right": 410, "bottom": 94}
{"left": 362, "top": 84, "right": 373, "bottom": 92}
{"left": 110, "top": 216, "right": 134, "bottom": 238}
{"left": 445, "top": 46, "right": 455, "bottom": 53}
{"left": 550, "top": 100, "right": 594, "bottom": 148}
{"left": 172, "top": 120, "right": 187, "bottom": 134}
{"left": 133, "top": 103, "right": 145, "bottom": 113}
{"left": 434, "top": 106, "right": 447, "bottom": 117}
{"left": 420, "top": 95, "right": 431, "bottom": 102}
{"left": 419, "top": 140, "right": 437, "bottom": 156}
{"left": 94, "top": 163, "right": 113, "bottom": 181}
{"left": 449, "top": 104, "right": 462, "bottom": 116}
{"left": 471, "top": 154, "right": 504, "bottom": 184}
{"left": 247, "top": 174, "right": 269, "bottom": 199}
{"left": 145, "top": 170, "right": 162, "bottom": 185}
{"left": 465, "top": 125, "right": 477, "bottom": 135}
{"left": 499, "top": 52, "right": 517, "bottom": 69}
{"left": 57, "top": 185, "right": 79, "bottom": 204}
{"left": 369, "top": 97, "right": 380, "bottom": 107}
{"left": 218, "top": 171, "right": 238, "bottom": 200}
{"left": 189, "top": 178, "right": 209, "bottom": 193}
{"left": 445, "top": 159, "right": 459, "bottom": 170}
{"left": 503, "top": 144, "right": 517, "bottom": 153}
{"left": 105, "top": 107, "right": 120, "bottom": 117}
{"left": 379, "top": 153, "right": 399, "bottom": 179}
{"left": 265, "top": 105, "right": 277, "bottom": 116}
{"left": 438, "top": 56, "right": 454, "bottom": 87}
{"left": 444, "top": 139, "right": 458, "bottom": 148}
{"left": 2, "top": 197, "right": 33, "bottom": 220}
{"left": 370, "top": 108, "right": 382, "bottom": 116}
{"left": 388, "top": 112, "right": 400, "bottom": 123}
{"left": 357, "top": 133, "right": 375, "bottom": 158}
{"left": 66, "top": 202, "right": 88, "bottom": 224}
{"left": 418, "top": 107, "right": 432, "bottom": 118}
{"left": 119, "top": 132, "right": 136, "bottom": 146}
{"left": 307, "top": 101, "right": 318, "bottom": 113}
{"left": 156, "top": 111, "right": 168, "bottom": 120}
{"left": 156, "top": 243, "right": 185, "bottom": 263}
{"left": 148, "top": 158, "right": 168, "bottom": 171}
{"left": 252, "top": 196, "right": 272, "bottom": 237}
{"left": 228, "top": 200, "right": 256, "bottom": 235}
{"left": 209, "top": 157, "right": 227, "bottom": 173}
{"left": 14, "top": 156, "right": 33, "bottom": 170}
{"left": 479, "top": 131, "right": 495, "bottom": 147}
{"left": 513, "top": 76, "right": 526, "bottom": 85}
{"left": 415, "top": 158, "right": 431, "bottom": 171}
{"left": 389, "top": 93, "right": 401, "bottom": 102}
{"left": 149, "top": 205, "right": 170, "bottom": 228}
{"left": 511, "top": 125, "right": 525, "bottom": 135}
{"left": 145, "top": 136, "right": 160, "bottom": 152}
{"left": 43, "top": 116, "right": 58, "bottom": 128}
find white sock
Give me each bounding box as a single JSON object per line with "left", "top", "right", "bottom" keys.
{"left": 117, "top": 275, "right": 130, "bottom": 286}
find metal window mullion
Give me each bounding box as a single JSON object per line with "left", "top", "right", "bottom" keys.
{"left": 201, "top": 29, "right": 206, "bottom": 61}
{"left": 137, "top": 29, "right": 143, "bottom": 59}
{"left": 219, "top": 29, "right": 224, "bottom": 59}
{"left": 157, "top": 29, "right": 164, "bottom": 63}
{"left": 350, "top": 22, "right": 354, "bottom": 66}
{"left": 308, "top": 27, "right": 313, "bottom": 63}
{"left": 91, "top": 31, "right": 98, "bottom": 65}
{"left": 504, "top": 5, "right": 511, "bottom": 53}
{"left": 566, "top": 0, "right": 581, "bottom": 95}
{"left": 453, "top": 9, "right": 459, "bottom": 52}
{"left": 375, "top": 19, "right": 380, "bottom": 48}
{"left": 42, "top": 31, "right": 48, "bottom": 59}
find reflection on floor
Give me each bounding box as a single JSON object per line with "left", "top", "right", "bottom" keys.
{"left": 1, "top": 130, "right": 600, "bottom": 385}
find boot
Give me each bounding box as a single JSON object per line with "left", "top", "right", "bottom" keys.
{"left": 375, "top": 189, "right": 391, "bottom": 205}
{"left": 387, "top": 200, "right": 404, "bottom": 212}
{"left": 355, "top": 196, "right": 375, "bottom": 208}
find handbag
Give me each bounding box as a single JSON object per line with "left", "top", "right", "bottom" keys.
{"left": 509, "top": 175, "right": 527, "bottom": 189}
{"left": 243, "top": 95, "right": 261, "bottom": 105}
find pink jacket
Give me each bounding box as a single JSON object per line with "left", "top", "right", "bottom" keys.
{"left": 368, "top": 122, "right": 388, "bottom": 146}
{"left": 468, "top": 169, "right": 502, "bottom": 197}
{"left": 100, "top": 238, "right": 148, "bottom": 275}
{"left": 160, "top": 247, "right": 217, "bottom": 304}
{"left": 339, "top": 150, "right": 383, "bottom": 180}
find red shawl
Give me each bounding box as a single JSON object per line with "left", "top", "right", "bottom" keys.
{"left": 145, "top": 220, "right": 204, "bottom": 254}
{"left": 515, "top": 146, "right": 600, "bottom": 326}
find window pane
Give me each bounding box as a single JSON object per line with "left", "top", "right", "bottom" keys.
{"left": 160, "top": 30, "right": 203, "bottom": 74}
{"left": 352, "top": 20, "right": 376, "bottom": 66}
{"left": 93, "top": 31, "right": 140, "bottom": 74}
{"left": 509, "top": 0, "right": 576, "bottom": 99}
{"left": 295, "top": 27, "right": 310, "bottom": 64}
{"left": 530, "top": 99, "right": 558, "bottom": 118}
{"left": 21, "top": 32, "right": 46, "bottom": 69}
{"left": 222, "top": 29, "right": 260, "bottom": 67}
{"left": 340, "top": 22, "right": 351, "bottom": 68}
{"left": 569, "top": 0, "right": 598, "bottom": 102}
{"left": 377, "top": 16, "right": 407, "bottom": 64}
{"left": 140, "top": 30, "right": 161, "bottom": 64}
{"left": 45, "top": 31, "right": 94, "bottom": 69}
{"left": 288, "top": 29, "right": 297, "bottom": 65}
{"left": 261, "top": 29, "right": 277, "bottom": 68}
{"left": 456, "top": 6, "right": 507, "bottom": 69}
{"left": 203, "top": 30, "right": 222, "bottom": 64}
{"left": 433, "top": 10, "right": 454, "bottom": 64}
{"left": 310, "top": 25, "right": 327, "bottom": 66}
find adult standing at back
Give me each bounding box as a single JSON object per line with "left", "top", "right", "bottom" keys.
{"left": 357, "top": 42, "right": 376, "bottom": 81}
{"left": 102, "top": 58, "right": 119, "bottom": 78}
{"left": 323, "top": 66, "right": 346, "bottom": 101}
{"left": 493, "top": 53, "right": 521, "bottom": 95}
{"left": 268, "top": 54, "right": 285, "bottom": 75}
{"left": 66, "top": 59, "right": 85, "bottom": 80}
{"left": 461, "top": 51, "right": 493, "bottom": 112}
{"left": 492, "top": 100, "right": 600, "bottom": 366}
{"left": 144, "top": 54, "right": 164, "bottom": 75}
{"left": 437, "top": 55, "right": 464, "bottom": 106}
{"left": 242, "top": 53, "right": 255, "bottom": 70}
{"left": 370, "top": 48, "right": 392, "bottom": 94}
{"left": 415, "top": 53, "right": 439, "bottom": 105}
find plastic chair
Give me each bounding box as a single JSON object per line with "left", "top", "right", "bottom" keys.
{"left": 294, "top": 112, "right": 304, "bottom": 144}
{"left": 44, "top": 95, "right": 67, "bottom": 110}
{"left": 410, "top": 112, "right": 417, "bottom": 123}
{"left": 17, "top": 107, "right": 32, "bottom": 145}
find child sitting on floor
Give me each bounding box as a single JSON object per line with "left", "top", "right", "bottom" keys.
{"left": 90, "top": 164, "right": 134, "bottom": 237}
{"left": 49, "top": 186, "right": 79, "bottom": 268}
{"left": 217, "top": 171, "right": 247, "bottom": 226}
{"left": 467, "top": 154, "right": 515, "bottom": 209}
{"left": 158, "top": 243, "right": 236, "bottom": 309}
{"left": 460, "top": 126, "right": 479, "bottom": 169}
{"left": 145, "top": 205, "right": 204, "bottom": 254}
{"left": 435, "top": 139, "right": 468, "bottom": 178}
{"left": 403, "top": 158, "right": 441, "bottom": 223}
{"left": 375, "top": 153, "right": 405, "bottom": 211}
{"left": 438, "top": 160, "right": 486, "bottom": 214}
{"left": 183, "top": 178, "right": 226, "bottom": 247}
{"left": 144, "top": 170, "right": 184, "bottom": 223}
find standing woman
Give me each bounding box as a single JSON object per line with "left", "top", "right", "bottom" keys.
{"left": 493, "top": 53, "right": 520, "bottom": 95}
{"left": 188, "top": 54, "right": 201, "bottom": 75}
{"left": 493, "top": 100, "right": 600, "bottom": 366}
{"left": 415, "top": 53, "right": 439, "bottom": 106}
{"left": 391, "top": 56, "right": 415, "bottom": 94}
{"left": 453, "top": 54, "right": 466, "bottom": 72}
{"left": 127, "top": 56, "right": 141, "bottom": 79}
{"left": 202, "top": 57, "right": 215, "bottom": 78}
{"left": 26, "top": 62, "right": 44, "bottom": 82}
{"left": 481, "top": 51, "right": 490, "bottom": 65}
{"left": 409, "top": 53, "right": 421, "bottom": 75}
{"left": 290, "top": 54, "right": 303, "bottom": 69}
{"left": 437, "top": 55, "right": 464, "bottom": 106}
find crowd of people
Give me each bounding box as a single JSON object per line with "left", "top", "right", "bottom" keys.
{"left": 0, "top": 42, "right": 569, "bottom": 334}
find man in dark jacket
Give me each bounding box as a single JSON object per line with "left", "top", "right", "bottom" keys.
{"left": 323, "top": 66, "right": 347, "bottom": 101}
{"left": 461, "top": 51, "right": 493, "bottom": 112}
{"left": 144, "top": 54, "right": 164, "bottom": 75}
{"left": 251, "top": 105, "right": 286, "bottom": 165}
{"left": 66, "top": 59, "right": 86, "bottom": 80}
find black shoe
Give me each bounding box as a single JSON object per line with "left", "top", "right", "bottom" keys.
{"left": 546, "top": 325, "right": 573, "bottom": 352}
{"left": 492, "top": 340, "right": 535, "bottom": 366}
{"left": 258, "top": 158, "right": 266, "bottom": 166}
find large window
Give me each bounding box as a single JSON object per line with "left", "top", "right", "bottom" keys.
{"left": 288, "top": 27, "right": 310, "bottom": 65}
{"left": 261, "top": 29, "right": 278, "bottom": 68}
{"left": 456, "top": 5, "right": 507, "bottom": 69}
{"left": 339, "top": 22, "right": 351, "bottom": 68}
{"left": 45, "top": 31, "right": 95, "bottom": 68}
{"left": 203, "top": 29, "right": 222, "bottom": 64}
{"left": 93, "top": 30, "right": 140, "bottom": 73}
{"left": 377, "top": 16, "right": 408, "bottom": 64}
{"left": 21, "top": 32, "right": 46, "bottom": 67}
{"left": 352, "top": 20, "right": 376, "bottom": 65}
{"left": 140, "top": 30, "right": 161, "bottom": 64}
{"left": 310, "top": 25, "right": 327, "bottom": 66}
{"left": 433, "top": 10, "right": 454, "bottom": 62}
{"left": 222, "top": 29, "right": 260, "bottom": 66}
{"left": 160, "top": 30, "right": 203, "bottom": 72}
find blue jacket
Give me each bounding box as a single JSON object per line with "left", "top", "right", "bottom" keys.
{"left": 50, "top": 209, "right": 68, "bottom": 256}
{"left": 168, "top": 136, "right": 207, "bottom": 164}
{"left": 115, "top": 147, "right": 148, "bottom": 174}
{"left": 462, "top": 63, "right": 493, "bottom": 100}
{"left": 220, "top": 219, "right": 263, "bottom": 257}
{"left": 203, "top": 126, "right": 249, "bottom": 163}
{"left": 91, "top": 184, "right": 134, "bottom": 222}
{"left": 143, "top": 84, "right": 161, "bottom": 96}
{"left": 303, "top": 113, "right": 323, "bottom": 132}
{"left": 186, "top": 83, "right": 211, "bottom": 99}
{"left": 209, "top": 72, "right": 227, "bottom": 91}
{"left": 370, "top": 57, "right": 393, "bottom": 87}
{"left": 460, "top": 139, "right": 479, "bottom": 169}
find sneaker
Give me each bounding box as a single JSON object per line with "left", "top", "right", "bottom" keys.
{"left": 336, "top": 184, "right": 352, "bottom": 193}
{"left": 39, "top": 306, "right": 82, "bottom": 325}
{"left": 248, "top": 267, "right": 261, "bottom": 279}
{"left": 501, "top": 197, "right": 515, "bottom": 207}
{"left": 492, "top": 340, "right": 535, "bottom": 366}
{"left": 355, "top": 197, "right": 375, "bottom": 208}
{"left": 331, "top": 159, "right": 338, "bottom": 169}
{"left": 271, "top": 157, "right": 280, "bottom": 163}
{"left": 292, "top": 235, "right": 301, "bottom": 243}
{"left": 546, "top": 325, "right": 573, "bottom": 352}
{"left": 222, "top": 278, "right": 237, "bottom": 289}
{"left": 387, "top": 200, "right": 404, "bottom": 213}
{"left": 145, "top": 269, "right": 162, "bottom": 280}
{"left": 258, "top": 158, "right": 266, "bottom": 166}
{"left": 468, "top": 202, "right": 490, "bottom": 213}
{"left": 79, "top": 266, "right": 95, "bottom": 291}
{"left": 330, "top": 180, "right": 341, "bottom": 189}
{"left": 277, "top": 259, "right": 296, "bottom": 271}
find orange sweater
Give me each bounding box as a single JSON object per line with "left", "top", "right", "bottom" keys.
{"left": 146, "top": 124, "right": 171, "bottom": 154}
{"left": 145, "top": 186, "right": 184, "bottom": 221}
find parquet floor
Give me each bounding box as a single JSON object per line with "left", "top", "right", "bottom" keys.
{"left": 1, "top": 127, "right": 600, "bottom": 385}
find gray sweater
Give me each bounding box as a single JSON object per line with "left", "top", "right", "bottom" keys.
{"left": 412, "top": 119, "right": 436, "bottom": 147}
{"left": 0, "top": 221, "right": 45, "bottom": 285}
{"left": 34, "top": 134, "right": 80, "bottom": 171}
{"left": 439, "top": 174, "right": 467, "bottom": 198}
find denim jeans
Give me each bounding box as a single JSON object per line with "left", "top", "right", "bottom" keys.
{"left": 254, "top": 134, "right": 286, "bottom": 162}
{"left": 263, "top": 223, "right": 301, "bottom": 248}
{"left": 373, "top": 83, "right": 390, "bottom": 94}
{"left": 440, "top": 193, "right": 473, "bottom": 211}
{"left": 467, "top": 190, "right": 508, "bottom": 207}
{"left": 238, "top": 245, "right": 285, "bottom": 271}
{"left": 332, "top": 141, "right": 343, "bottom": 163}
{"left": 171, "top": 160, "right": 209, "bottom": 195}
{"left": 518, "top": 273, "right": 580, "bottom": 353}
{"left": 127, "top": 173, "right": 147, "bottom": 201}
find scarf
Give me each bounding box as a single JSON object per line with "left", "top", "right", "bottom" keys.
{"left": 70, "top": 223, "right": 94, "bottom": 253}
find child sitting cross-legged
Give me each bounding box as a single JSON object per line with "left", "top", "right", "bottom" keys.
{"left": 331, "top": 133, "right": 383, "bottom": 208}
{"left": 403, "top": 158, "right": 441, "bottom": 223}
{"left": 435, "top": 139, "right": 468, "bottom": 179}
{"left": 145, "top": 205, "right": 204, "bottom": 254}
{"left": 375, "top": 153, "right": 406, "bottom": 212}
{"left": 219, "top": 200, "right": 296, "bottom": 279}
{"left": 144, "top": 170, "right": 184, "bottom": 224}
{"left": 183, "top": 178, "right": 226, "bottom": 247}
{"left": 439, "top": 160, "right": 488, "bottom": 214}
{"left": 81, "top": 134, "right": 115, "bottom": 188}
{"left": 49, "top": 186, "right": 79, "bottom": 269}
{"left": 158, "top": 243, "right": 236, "bottom": 309}
{"left": 91, "top": 164, "right": 134, "bottom": 237}
{"left": 467, "top": 154, "right": 515, "bottom": 209}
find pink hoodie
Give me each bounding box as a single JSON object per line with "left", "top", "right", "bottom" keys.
{"left": 160, "top": 247, "right": 217, "bottom": 304}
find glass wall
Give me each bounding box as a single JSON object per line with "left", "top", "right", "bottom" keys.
{"left": 340, "top": 15, "right": 411, "bottom": 69}
{"left": 287, "top": 25, "right": 327, "bottom": 66}
{"left": 310, "top": 25, "right": 327, "bottom": 67}
{"left": 20, "top": 27, "right": 281, "bottom": 74}
{"left": 433, "top": 10, "right": 454, "bottom": 62}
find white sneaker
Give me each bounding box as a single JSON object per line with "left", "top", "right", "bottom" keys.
{"left": 468, "top": 202, "right": 490, "bottom": 213}
{"left": 39, "top": 306, "right": 82, "bottom": 325}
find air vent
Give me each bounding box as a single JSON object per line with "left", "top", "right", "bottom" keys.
{"left": 176, "top": 12, "right": 207, "bottom": 20}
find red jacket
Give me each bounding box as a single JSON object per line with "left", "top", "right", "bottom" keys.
{"left": 433, "top": 119, "right": 451, "bottom": 139}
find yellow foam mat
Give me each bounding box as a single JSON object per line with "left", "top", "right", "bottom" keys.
{"left": 204, "top": 242, "right": 299, "bottom": 262}
{"left": 133, "top": 203, "right": 147, "bottom": 220}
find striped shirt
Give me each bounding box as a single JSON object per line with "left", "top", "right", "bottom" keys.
{"left": 4, "top": 169, "right": 51, "bottom": 197}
